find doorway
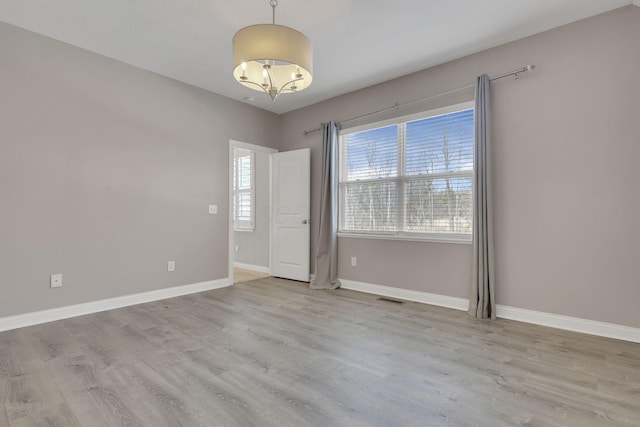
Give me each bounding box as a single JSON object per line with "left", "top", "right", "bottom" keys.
{"left": 228, "top": 141, "right": 311, "bottom": 284}
{"left": 228, "top": 140, "right": 277, "bottom": 284}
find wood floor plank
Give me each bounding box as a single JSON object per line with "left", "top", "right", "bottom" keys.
{"left": 1, "top": 329, "right": 81, "bottom": 427}
{"left": 0, "top": 277, "right": 639, "bottom": 426}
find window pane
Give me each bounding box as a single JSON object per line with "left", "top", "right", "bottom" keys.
{"left": 405, "top": 177, "right": 472, "bottom": 234}
{"left": 344, "top": 125, "right": 398, "bottom": 180}
{"left": 233, "top": 147, "right": 255, "bottom": 230}
{"left": 405, "top": 109, "right": 474, "bottom": 175}
{"left": 343, "top": 181, "right": 397, "bottom": 232}
{"left": 339, "top": 104, "right": 474, "bottom": 239}
{"left": 238, "top": 155, "right": 252, "bottom": 190}
{"left": 237, "top": 191, "right": 251, "bottom": 221}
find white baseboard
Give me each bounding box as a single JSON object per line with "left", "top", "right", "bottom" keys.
{"left": 339, "top": 278, "right": 640, "bottom": 344}
{"left": 4, "top": 276, "right": 638, "bottom": 344}
{"left": 340, "top": 279, "right": 469, "bottom": 311}
{"left": 0, "top": 278, "right": 232, "bottom": 333}
{"left": 233, "top": 262, "right": 270, "bottom": 274}
{"left": 495, "top": 305, "right": 640, "bottom": 344}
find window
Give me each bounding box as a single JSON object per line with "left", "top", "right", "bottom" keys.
{"left": 338, "top": 102, "right": 474, "bottom": 242}
{"left": 233, "top": 148, "right": 255, "bottom": 231}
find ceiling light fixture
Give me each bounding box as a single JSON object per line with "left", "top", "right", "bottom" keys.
{"left": 232, "top": 0, "right": 313, "bottom": 101}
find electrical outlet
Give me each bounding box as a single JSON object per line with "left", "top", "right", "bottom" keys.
{"left": 168, "top": 261, "right": 175, "bottom": 272}
{"left": 208, "top": 205, "right": 217, "bottom": 215}
{"left": 351, "top": 257, "right": 357, "bottom": 267}
{"left": 50, "top": 274, "right": 63, "bottom": 288}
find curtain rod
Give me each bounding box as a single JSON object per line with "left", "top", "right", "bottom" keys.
{"left": 302, "top": 64, "right": 536, "bottom": 136}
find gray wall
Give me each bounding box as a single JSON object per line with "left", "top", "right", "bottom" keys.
{"left": 279, "top": 6, "right": 640, "bottom": 328}
{"left": 234, "top": 150, "right": 270, "bottom": 269}
{"left": 0, "top": 22, "right": 279, "bottom": 317}
{"left": 2, "top": 6, "right": 639, "bottom": 330}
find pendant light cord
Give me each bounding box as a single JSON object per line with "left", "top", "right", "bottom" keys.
{"left": 271, "top": 0, "right": 278, "bottom": 24}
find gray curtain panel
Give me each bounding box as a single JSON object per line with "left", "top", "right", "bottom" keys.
{"left": 469, "top": 74, "right": 496, "bottom": 319}
{"left": 310, "top": 121, "right": 341, "bottom": 290}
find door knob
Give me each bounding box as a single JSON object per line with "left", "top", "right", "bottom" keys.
{"left": 302, "top": 219, "right": 309, "bottom": 224}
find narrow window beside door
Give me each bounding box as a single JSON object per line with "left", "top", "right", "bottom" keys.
{"left": 233, "top": 148, "right": 255, "bottom": 231}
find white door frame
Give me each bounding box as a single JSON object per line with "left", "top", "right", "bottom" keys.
{"left": 228, "top": 139, "right": 278, "bottom": 284}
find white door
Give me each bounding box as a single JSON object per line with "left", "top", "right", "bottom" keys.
{"left": 271, "top": 148, "right": 311, "bottom": 282}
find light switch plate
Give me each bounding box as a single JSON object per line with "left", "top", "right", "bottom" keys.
{"left": 168, "top": 261, "right": 175, "bottom": 272}
{"left": 208, "top": 205, "right": 217, "bottom": 215}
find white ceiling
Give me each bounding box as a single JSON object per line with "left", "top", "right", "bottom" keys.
{"left": 0, "top": 0, "right": 634, "bottom": 114}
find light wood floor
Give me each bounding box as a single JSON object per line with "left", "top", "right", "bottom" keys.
{"left": 1, "top": 278, "right": 639, "bottom": 426}
{"left": 233, "top": 267, "right": 270, "bottom": 284}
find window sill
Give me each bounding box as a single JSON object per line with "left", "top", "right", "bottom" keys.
{"left": 233, "top": 228, "right": 255, "bottom": 233}
{"left": 337, "top": 232, "right": 472, "bottom": 245}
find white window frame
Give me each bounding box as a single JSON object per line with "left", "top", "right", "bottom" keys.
{"left": 233, "top": 148, "right": 255, "bottom": 231}
{"left": 338, "top": 101, "right": 474, "bottom": 244}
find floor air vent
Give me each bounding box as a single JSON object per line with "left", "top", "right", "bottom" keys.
{"left": 377, "top": 297, "right": 406, "bottom": 304}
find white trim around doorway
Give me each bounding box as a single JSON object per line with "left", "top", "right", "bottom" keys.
{"left": 228, "top": 140, "right": 278, "bottom": 285}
